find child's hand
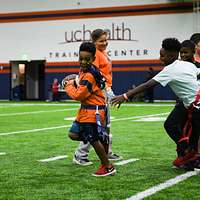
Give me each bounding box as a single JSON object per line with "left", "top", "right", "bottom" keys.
{"left": 111, "top": 95, "right": 125, "bottom": 107}
{"left": 62, "top": 74, "right": 77, "bottom": 88}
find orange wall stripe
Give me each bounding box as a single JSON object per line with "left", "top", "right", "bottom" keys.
{"left": 0, "top": 2, "right": 192, "bottom": 23}
{"left": 45, "top": 68, "right": 80, "bottom": 73}
{"left": 0, "top": 69, "right": 11, "bottom": 73}
{"left": 0, "top": 63, "right": 10, "bottom": 67}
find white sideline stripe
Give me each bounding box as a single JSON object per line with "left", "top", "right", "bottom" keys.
{"left": 0, "top": 108, "right": 77, "bottom": 117}
{"left": 0, "top": 152, "right": 6, "bottom": 155}
{"left": 115, "top": 158, "right": 139, "bottom": 165}
{"left": 0, "top": 103, "right": 173, "bottom": 107}
{"left": 126, "top": 171, "right": 200, "bottom": 200}
{"left": 0, "top": 103, "right": 80, "bottom": 107}
{"left": 112, "top": 112, "right": 169, "bottom": 122}
{"left": 38, "top": 155, "right": 68, "bottom": 162}
{"left": 0, "top": 125, "right": 71, "bottom": 136}
{"left": 122, "top": 104, "right": 174, "bottom": 107}
{"left": 0, "top": 112, "right": 169, "bottom": 137}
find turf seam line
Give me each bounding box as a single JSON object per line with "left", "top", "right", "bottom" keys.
{"left": 0, "top": 108, "right": 77, "bottom": 117}
{"left": 115, "top": 158, "right": 139, "bottom": 165}
{"left": 126, "top": 170, "right": 200, "bottom": 200}
{"left": 38, "top": 155, "right": 68, "bottom": 162}
{"left": 111, "top": 112, "right": 169, "bottom": 122}
{"left": 0, "top": 125, "right": 71, "bottom": 136}
{"left": 0, "top": 152, "right": 6, "bottom": 156}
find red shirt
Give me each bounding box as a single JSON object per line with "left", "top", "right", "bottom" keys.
{"left": 52, "top": 82, "right": 59, "bottom": 93}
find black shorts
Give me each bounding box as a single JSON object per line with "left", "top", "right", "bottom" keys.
{"left": 69, "top": 121, "right": 99, "bottom": 144}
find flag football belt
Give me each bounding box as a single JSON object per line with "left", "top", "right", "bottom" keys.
{"left": 80, "top": 104, "right": 106, "bottom": 110}
{"left": 179, "top": 89, "right": 200, "bottom": 144}
{"left": 80, "top": 104, "right": 109, "bottom": 144}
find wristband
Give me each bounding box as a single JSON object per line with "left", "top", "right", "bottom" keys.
{"left": 123, "top": 93, "right": 128, "bottom": 100}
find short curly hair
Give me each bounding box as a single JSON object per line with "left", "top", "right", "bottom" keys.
{"left": 181, "top": 40, "right": 195, "bottom": 51}
{"left": 79, "top": 42, "right": 96, "bottom": 57}
{"left": 162, "top": 38, "right": 181, "bottom": 52}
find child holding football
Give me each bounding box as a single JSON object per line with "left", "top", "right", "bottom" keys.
{"left": 62, "top": 42, "right": 116, "bottom": 176}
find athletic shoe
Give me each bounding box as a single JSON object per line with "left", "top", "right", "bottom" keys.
{"left": 194, "top": 158, "right": 200, "bottom": 171}
{"left": 108, "top": 153, "right": 122, "bottom": 161}
{"left": 183, "top": 156, "right": 200, "bottom": 171}
{"left": 92, "top": 164, "right": 116, "bottom": 177}
{"left": 172, "top": 150, "right": 196, "bottom": 168}
{"left": 73, "top": 155, "right": 93, "bottom": 166}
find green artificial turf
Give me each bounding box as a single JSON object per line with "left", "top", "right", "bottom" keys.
{"left": 0, "top": 102, "right": 199, "bottom": 200}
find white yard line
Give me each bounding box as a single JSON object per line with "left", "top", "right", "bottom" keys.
{"left": 121, "top": 104, "right": 174, "bottom": 107}
{"left": 112, "top": 112, "right": 169, "bottom": 122}
{"left": 0, "top": 103, "right": 80, "bottom": 107}
{"left": 38, "top": 155, "right": 68, "bottom": 162}
{"left": 115, "top": 158, "right": 139, "bottom": 165}
{"left": 0, "top": 152, "right": 6, "bottom": 156}
{"left": 0, "top": 103, "right": 174, "bottom": 108}
{"left": 0, "top": 108, "right": 77, "bottom": 117}
{"left": 0, "top": 125, "right": 71, "bottom": 136}
{"left": 126, "top": 171, "right": 200, "bottom": 200}
{"left": 0, "top": 112, "right": 169, "bottom": 137}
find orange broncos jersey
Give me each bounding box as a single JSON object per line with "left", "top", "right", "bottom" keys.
{"left": 93, "top": 49, "right": 112, "bottom": 88}
{"left": 65, "top": 71, "right": 106, "bottom": 123}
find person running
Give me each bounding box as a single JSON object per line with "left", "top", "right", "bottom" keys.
{"left": 111, "top": 38, "right": 200, "bottom": 170}
{"left": 73, "top": 29, "right": 121, "bottom": 166}
{"left": 164, "top": 40, "right": 200, "bottom": 169}
{"left": 63, "top": 42, "right": 116, "bottom": 176}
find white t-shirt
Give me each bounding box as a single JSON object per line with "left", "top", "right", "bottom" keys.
{"left": 153, "top": 60, "right": 200, "bottom": 108}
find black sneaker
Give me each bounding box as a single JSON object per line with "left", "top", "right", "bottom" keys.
{"left": 194, "top": 158, "right": 200, "bottom": 171}
{"left": 73, "top": 155, "right": 93, "bottom": 166}
{"left": 108, "top": 153, "right": 122, "bottom": 161}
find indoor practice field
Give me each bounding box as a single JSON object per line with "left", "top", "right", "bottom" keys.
{"left": 0, "top": 101, "right": 199, "bottom": 200}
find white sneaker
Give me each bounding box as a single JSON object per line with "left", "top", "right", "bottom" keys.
{"left": 73, "top": 156, "right": 93, "bottom": 166}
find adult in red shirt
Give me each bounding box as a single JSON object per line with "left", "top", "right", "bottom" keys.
{"left": 52, "top": 78, "right": 59, "bottom": 101}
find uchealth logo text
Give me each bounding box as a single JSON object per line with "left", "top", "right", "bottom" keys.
{"left": 59, "top": 22, "right": 138, "bottom": 44}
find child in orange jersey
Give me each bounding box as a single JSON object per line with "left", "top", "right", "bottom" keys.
{"left": 63, "top": 42, "right": 116, "bottom": 176}
{"left": 73, "top": 29, "right": 121, "bottom": 165}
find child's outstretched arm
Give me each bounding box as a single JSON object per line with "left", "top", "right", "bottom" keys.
{"left": 111, "top": 79, "right": 158, "bottom": 106}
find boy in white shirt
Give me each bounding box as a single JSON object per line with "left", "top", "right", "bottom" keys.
{"left": 111, "top": 38, "right": 200, "bottom": 170}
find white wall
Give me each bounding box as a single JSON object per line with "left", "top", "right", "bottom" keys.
{"left": 0, "top": 14, "right": 193, "bottom": 62}
{"left": 0, "top": 0, "right": 194, "bottom": 62}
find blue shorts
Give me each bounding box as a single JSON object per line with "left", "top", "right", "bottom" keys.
{"left": 69, "top": 121, "right": 99, "bottom": 144}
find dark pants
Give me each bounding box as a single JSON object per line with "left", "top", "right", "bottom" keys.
{"left": 52, "top": 92, "right": 59, "bottom": 101}
{"left": 164, "top": 101, "right": 200, "bottom": 156}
